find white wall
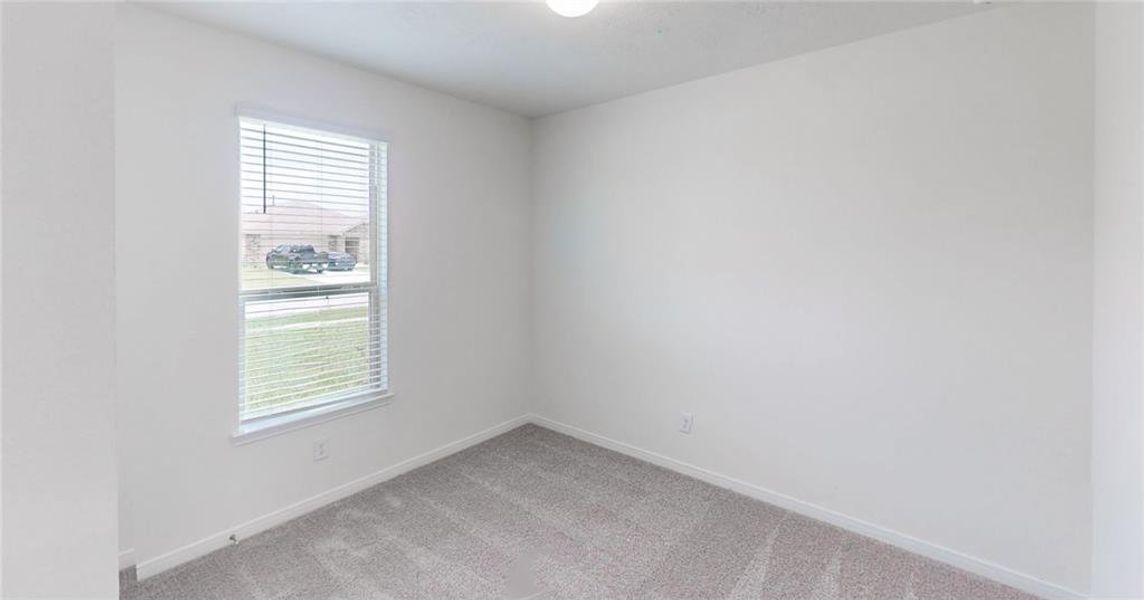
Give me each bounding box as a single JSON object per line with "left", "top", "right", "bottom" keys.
{"left": 2, "top": 3, "right": 120, "bottom": 597}
{"left": 115, "top": 5, "right": 532, "bottom": 571}
{"left": 1, "top": 0, "right": 5, "bottom": 588}
{"left": 532, "top": 5, "right": 1092, "bottom": 594}
{"left": 1092, "top": 3, "right": 1144, "bottom": 598}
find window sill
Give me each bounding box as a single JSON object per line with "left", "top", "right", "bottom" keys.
{"left": 232, "top": 391, "right": 395, "bottom": 445}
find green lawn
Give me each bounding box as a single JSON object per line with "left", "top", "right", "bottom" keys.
{"left": 243, "top": 304, "right": 376, "bottom": 415}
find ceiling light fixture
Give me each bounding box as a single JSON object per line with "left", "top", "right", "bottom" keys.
{"left": 546, "top": 0, "right": 598, "bottom": 18}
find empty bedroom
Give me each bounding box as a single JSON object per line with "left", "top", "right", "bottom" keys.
{"left": 1, "top": 1, "right": 1142, "bottom": 599}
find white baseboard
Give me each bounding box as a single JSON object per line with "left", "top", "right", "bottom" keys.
{"left": 128, "top": 411, "right": 1086, "bottom": 600}
{"left": 118, "top": 549, "right": 136, "bottom": 571}
{"left": 528, "top": 414, "right": 1087, "bottom": 600}
{"left": 134, "top": 414, "right": 530, "bottom": 580}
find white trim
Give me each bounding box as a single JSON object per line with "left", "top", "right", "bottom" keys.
{"left": 118, "top": 549, "right": 136, "bottom": 571}
{"left": 232, "top": 392, "right": 395, "bottom": 445}
{"left": 528, "top": 414, "right": 1087, "bottom": 600}
{"left": 234, "top": 103, "right": 389, "bottom": 146}
{"left": 134, "top": 411, "right": 1087, "bottom": 599}
{"left": 136, "top": 414, "right": 530, "bottom": 580}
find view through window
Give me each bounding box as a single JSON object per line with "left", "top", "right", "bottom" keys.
{"left": 239, "top": 116, "right": 388, "bottom": 423}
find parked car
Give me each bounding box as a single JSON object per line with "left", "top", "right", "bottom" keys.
{"left": 266, "top": 244, "right": 328, "bottom": 274}
{"left": 326, "top": 251, "right": 357, "bottom": 272}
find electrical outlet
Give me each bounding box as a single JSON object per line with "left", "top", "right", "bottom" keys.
{"left": 313, "top": 439, "right": 329, "bottom": 462}
{"left": 679, "top": 412, "right": 694, "bottom": 434}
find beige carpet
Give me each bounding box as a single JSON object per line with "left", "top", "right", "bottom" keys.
{"left": 120, "top": 424, "right": 1035, "bottom": 599}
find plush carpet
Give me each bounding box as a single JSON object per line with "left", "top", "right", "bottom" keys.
{"left": 120, "top": 424, "right": 1035, "bottom": 599}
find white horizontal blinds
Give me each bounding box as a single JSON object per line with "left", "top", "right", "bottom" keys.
{"left": 242, "top": 291, "right": 386, "bottom": 418}
{"left": 239, "top": 116, "right": 387, "bottom": 421}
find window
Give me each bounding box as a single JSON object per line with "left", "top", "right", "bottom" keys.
{"left": 238, "top": 116, "right": 388, "bottom": 432}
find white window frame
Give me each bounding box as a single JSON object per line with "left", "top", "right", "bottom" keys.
{"left": 233, "top": 109, "right": 392, "bottom": 443}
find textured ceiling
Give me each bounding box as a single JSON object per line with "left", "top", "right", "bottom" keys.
{"left": 149, "top": 1, "right": 984, "bottom": 117}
